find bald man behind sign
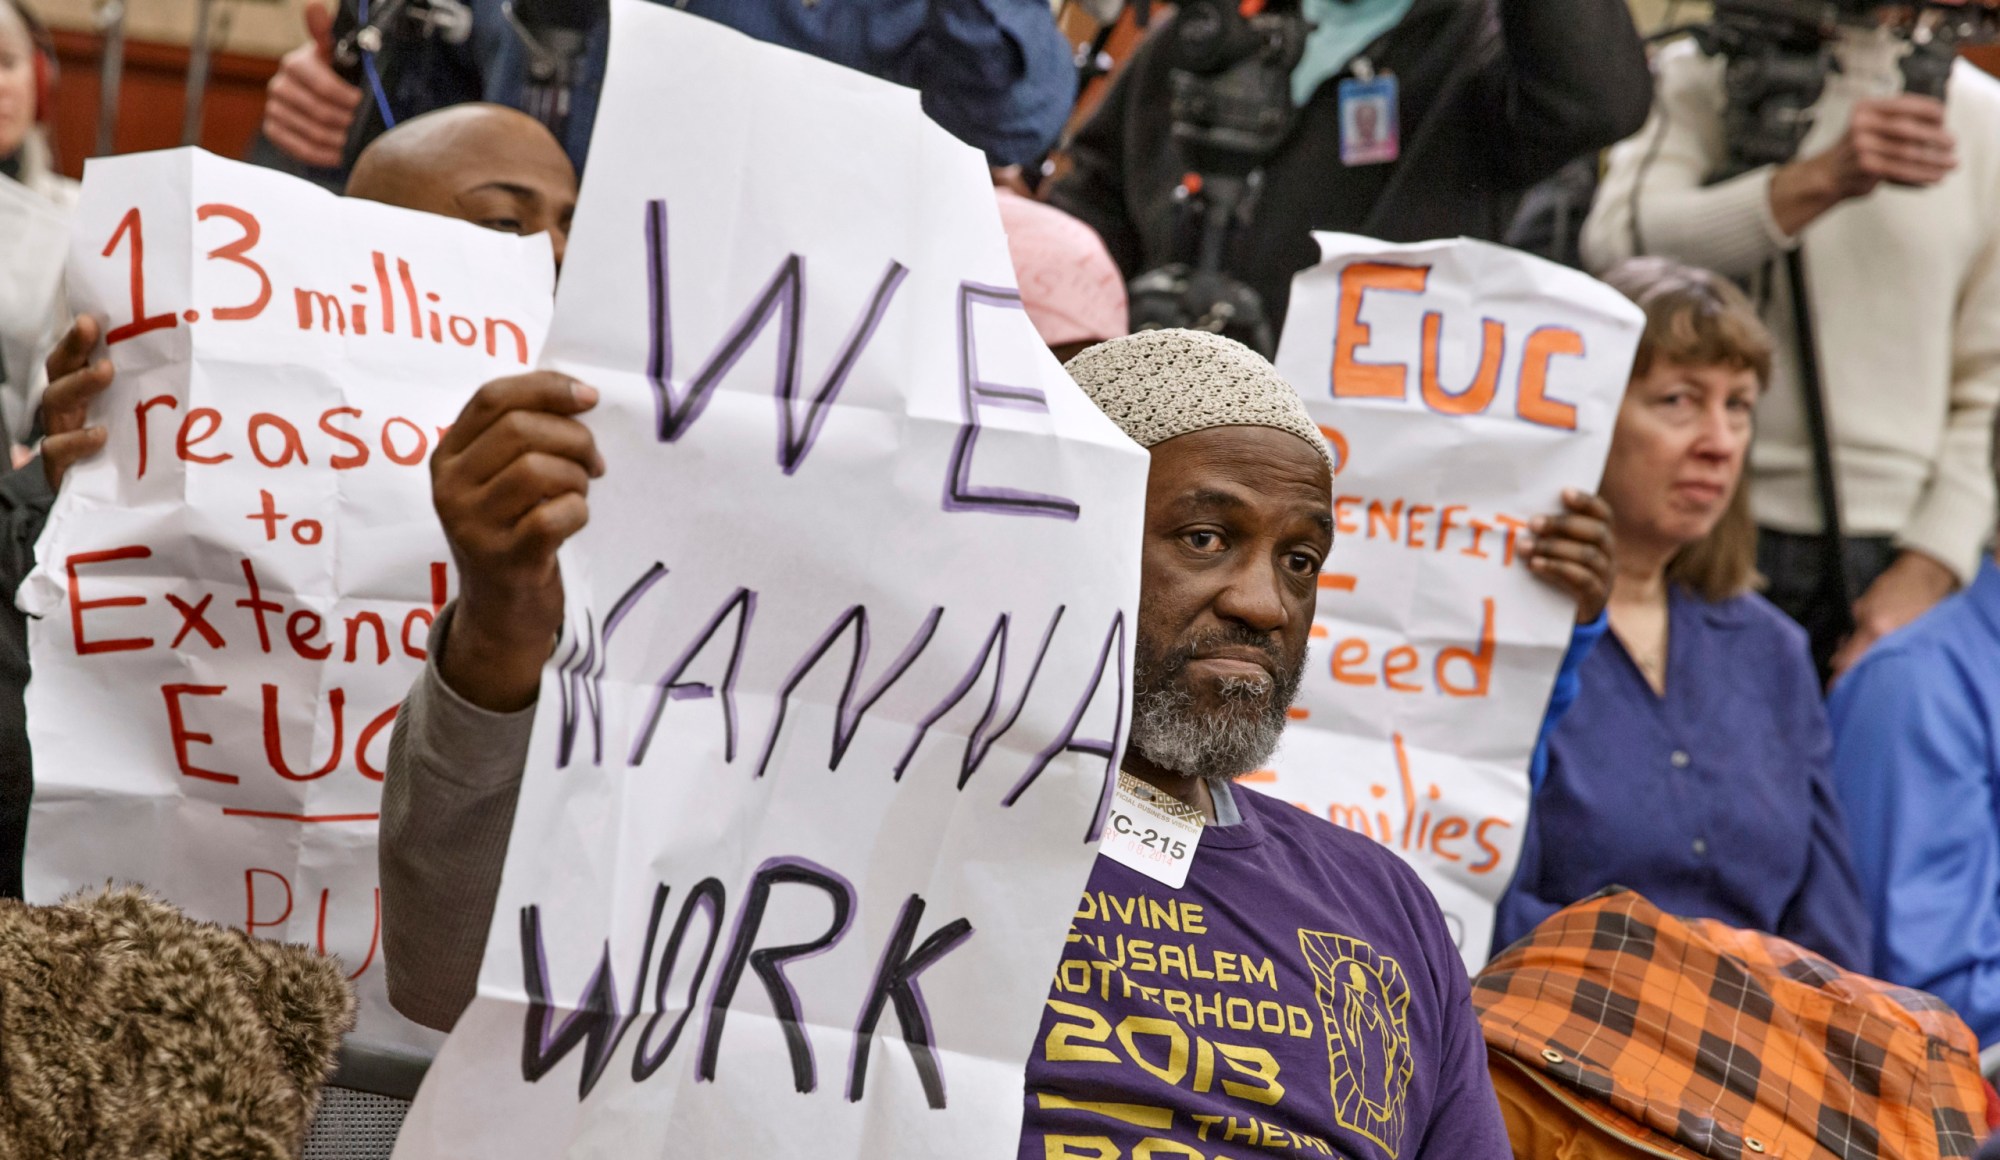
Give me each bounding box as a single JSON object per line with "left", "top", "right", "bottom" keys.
{"left": 345, "top": 102, "right": 577, "bottom": 267}
{"left": 0, "top": 103, "right": 580, "bottom": 898}
{"left": 37, "top": 104, "right": 577, "bottom": 514}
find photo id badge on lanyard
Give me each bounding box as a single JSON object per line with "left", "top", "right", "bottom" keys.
{"left": 1099, "top": 774, "right": 1204, "bottom": 888}
{"left": 1339, "top": 71, "right": 1400, "bottom": 167}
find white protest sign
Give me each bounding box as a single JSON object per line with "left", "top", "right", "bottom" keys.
{"left": 21, "top": 148, "right": 555, "bottom": 1051}
{"left": 1261, "top": 234, "right": 1641, "bottom": 966}
{"left": 394, "top": 6, "right": 1149, "bottom": 1157}
{"left": 0, "top": 174, "right": 72, "bottom": 443}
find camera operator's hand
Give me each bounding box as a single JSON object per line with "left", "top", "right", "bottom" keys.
{"left": 1829, "top": 548, "right": 1958, "bottom": 680}
{"left": 40, "top": 316, "right": 113, "bottom": 491}
{"left": 263, "top": 2, "right": 362, "bottom": 169}
{"left": 1521, "top": 489, "right": 1617, "bottom": 625}
{"left": 1770, "top": 95, "right": 1957, "bottom": 235}
{"left": 430, "top": 372, "right": 604, "bottom": 713}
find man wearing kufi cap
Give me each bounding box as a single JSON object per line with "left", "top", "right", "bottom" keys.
{"left": 377, "top": 330, "right": 1593, "bottom": 1158}
{"left": 1021, "top": 329, "right": 1511, "bottom": 1158}
{"left": 1061, "top": 327, "right": 1336, "bottom": 802}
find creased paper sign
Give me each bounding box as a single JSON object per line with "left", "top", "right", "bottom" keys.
{"left": 393, "top": 6, "right": 1149, "bottom": 1158}
{"left": 1262, "top": 234, "right": 1641, "bottom": 968}
{"left": 21, "top": 147, "right": 555, "bottom": 1052}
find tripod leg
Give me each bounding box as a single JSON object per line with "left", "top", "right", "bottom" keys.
{"left": 180, "top": 0, "right": 217, "bottom": 146}
{"left": 93, "top": 0, "right": 126, "bottom": 156}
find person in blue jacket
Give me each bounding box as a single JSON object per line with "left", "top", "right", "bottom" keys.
{"left": 1828, "top": 546, "right": 2000, "bottom": 1054}
{"left": 257, "top": 0, "right": 1073, "bottom": 183}
{"left": 1495, "top": 257, "right": 1870, "bottom": 968}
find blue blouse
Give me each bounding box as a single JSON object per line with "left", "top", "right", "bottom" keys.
{"left": 1493, "top": 586, "right": 1871, "bottom": 968}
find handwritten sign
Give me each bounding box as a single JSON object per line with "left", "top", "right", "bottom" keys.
{"left": 392, "top": 6, "right": 1149, "bottom": 1157}
{"left": 20, "top": 148, "right": 556, "bottom": 1052}
{"left": 1263, "top": 234, "right": 1642, "bottom": 966}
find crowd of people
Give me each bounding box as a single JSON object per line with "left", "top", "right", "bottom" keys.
{"left": 6, "top": 0, "right": 2000, "bottom": 1154}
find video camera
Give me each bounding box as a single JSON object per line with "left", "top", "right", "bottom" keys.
{"left": 1124, "top": 0, "right": 1309, "bottom": 357}
{"left": 500, "top": 0, "right": 606, "bottom": 135}
{"left": 327, "top": 0, "right": 474, "bottom": 165}
{"left": 1688, "top": 0, "right": 1997, "bottom": 177}
{"left": 328, "top": 0, "right": 605, "bottom": 167}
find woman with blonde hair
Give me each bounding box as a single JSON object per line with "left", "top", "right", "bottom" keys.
{"left": 1493, "top": 257, "right": 1868, "bottom": 967}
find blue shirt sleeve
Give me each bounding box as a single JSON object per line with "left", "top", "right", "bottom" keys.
{"left": 1829, "top": 646, "right": 2000, "bottom": 1043}
{"left": 1528, "top": 612, "right": 1605, "bottom": 793}
{"left": 492, "top": 0, "right": 1077, "bottom": 173}
{"left": 910, "top": 0, "right": 1078, "bottom": 166}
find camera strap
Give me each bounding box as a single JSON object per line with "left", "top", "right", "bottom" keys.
{"left": 1782, "top": 246, "right": 1854, "bottom": 638}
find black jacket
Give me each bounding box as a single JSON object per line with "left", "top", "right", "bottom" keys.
{"left": 1049, "top": 0, "right": 1652, "bottom": 332}
{"left": 0, "top": 462, "right": 51, "bottom": 899}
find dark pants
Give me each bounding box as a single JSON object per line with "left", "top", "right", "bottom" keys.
{"left": 1757, "top": 527, "right": 1899, "bottom": 682}
{"left": 0, "top": 588, "right": 29, "bottom": 900}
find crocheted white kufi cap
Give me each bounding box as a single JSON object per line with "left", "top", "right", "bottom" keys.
{"left": 1063, "top": 328, "right": 1332, "bottom": 474}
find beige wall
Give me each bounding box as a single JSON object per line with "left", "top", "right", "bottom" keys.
{"left": 1629, "top": 0, "right": 1710, "bottom": 37}
{"left": 34, "top": 0, "right": 312, "bottom": 58}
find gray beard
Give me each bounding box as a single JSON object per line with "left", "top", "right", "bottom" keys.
{"left": 1128, "top": 652, "right": 1303, "bottom": 784}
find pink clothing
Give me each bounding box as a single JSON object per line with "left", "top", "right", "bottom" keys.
{"left": 996, "top": 188, "right": 1128, "bottom": 347}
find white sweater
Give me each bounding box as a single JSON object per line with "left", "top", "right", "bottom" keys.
{"left": 1582, "top": 33, "right": 2000, "bottom": 583}
{"left": 0, "top": 134, "right": 76, "bottom": 446}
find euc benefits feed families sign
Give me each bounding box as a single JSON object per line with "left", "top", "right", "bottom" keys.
{"left": 1263, "top": 235, "right": 1641, "bottom": 965}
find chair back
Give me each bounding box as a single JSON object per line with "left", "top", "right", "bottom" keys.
{"left": 302, "top": 1040, "right": 433, "bottom": 1160}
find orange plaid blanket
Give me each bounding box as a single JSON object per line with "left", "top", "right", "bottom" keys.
{"left": 1474, "top": 888, "right": 1986, "bottom": 1160}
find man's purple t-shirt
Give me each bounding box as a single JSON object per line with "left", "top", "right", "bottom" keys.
{"left": 1019, "top": 786, "right": 1509, "bottom": 1160}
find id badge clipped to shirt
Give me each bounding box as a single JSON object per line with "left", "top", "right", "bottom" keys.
{"left": 1099, "top": 773, "right": 1203, "bottom": 888}
{"left": 1338, "top": 72, "right": 1400, "bottom": 167}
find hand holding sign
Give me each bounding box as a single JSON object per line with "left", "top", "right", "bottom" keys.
{"left": 1523, "top": 489, "right": 1616, "bottom": 625}
{"left": 431, "top": 372, "right": 604, "bottom": 713}
{"left": 39, "top": 315, "right": 113, "bottom": 489}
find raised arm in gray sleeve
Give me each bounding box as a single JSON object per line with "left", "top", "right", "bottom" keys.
{"left": 379, "top": 601, "right": 536, "bottom": 1032}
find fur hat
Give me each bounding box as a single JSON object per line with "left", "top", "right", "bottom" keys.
{"left": 1063, "top": 328, "right": 1332, "bottom": 473}
{"left": 0, "top": 886, "right": 355, "bottom": 1158}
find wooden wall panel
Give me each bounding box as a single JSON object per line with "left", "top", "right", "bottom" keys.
{"left": 44, "top": 29, "right": 277, "bottom": 179}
